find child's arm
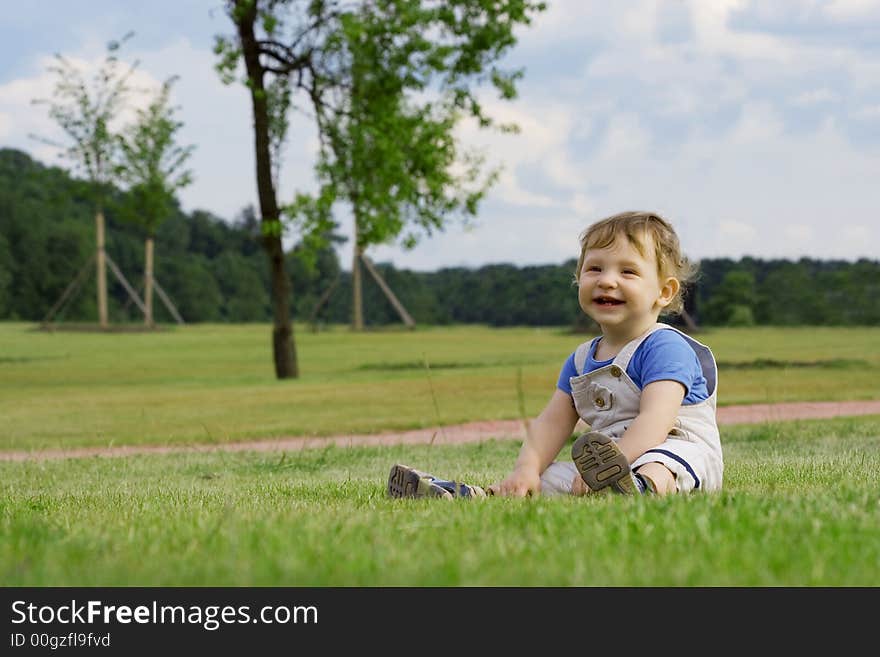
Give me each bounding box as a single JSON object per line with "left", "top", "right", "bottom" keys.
{"left": 489, "top": 390, "right": 579, "bottom": 496}
{"left": 616, "top": 379, "right": 686, "bottom": 464}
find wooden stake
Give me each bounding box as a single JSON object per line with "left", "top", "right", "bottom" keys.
{"left": 361, "top": 254, "right": 415, "bottom": 328}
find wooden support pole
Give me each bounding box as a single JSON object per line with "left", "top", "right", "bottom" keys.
{"left": 308, "top": 273, "right": 341, "bottom": 327}
{"left": 152, "top": 278, "right": 185, "bottom": 324}
{"left": 105, "top": 254, "right": 147, "bottom": 317}
{"left": 42, "top": 254, "right": 96, "bottom": 327}
{"left": 96, "top": 209, "right": 108, "bottom": 328}
{"left": 360, "top": 254, "right": 415, "bottom": 328}
{"left": 144, "top": 237, "right": 154, "bottom": 327}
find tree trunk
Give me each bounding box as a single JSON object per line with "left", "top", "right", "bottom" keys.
{"left": 144, "top": 236, "right": 154, "bottom": 327}
{"left": 235, "top": 1, "right": 298, "bottom": 378}
{"left": 352, "top": 246, "right": 364, "bottom": 330}
{"left": 352, "top": 213, "right": 363, "bottom": 331}
{"left": 95, "top": 208, "right": 108, "bottom": 328}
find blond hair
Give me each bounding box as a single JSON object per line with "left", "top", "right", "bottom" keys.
{"left": 575, "top": 211, "right": 697, "bottom": 315}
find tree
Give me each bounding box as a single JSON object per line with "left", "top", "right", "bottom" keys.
{"left": 302, "top": 1, "right": 544, "bottom": 329}
{"left": 701, "top": 269, "right": 756, "bottom": 326}
{"left": 215, "top": 0, "right": 545, "bottom": 374}
{"left": 115, "top": 76, "right": 195, "bottom": 326}
{"left": 31, "top": 34, "right": 138, "bottom": 328}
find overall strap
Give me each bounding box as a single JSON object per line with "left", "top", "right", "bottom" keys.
{"left": 573, "top": 337, "right": 599, "bottom": 374}
{"left": 612, "top": 323, "right": 668, "bottom": 371}
{"left": 614, "top": 322, "right": 719, "bottom": 395}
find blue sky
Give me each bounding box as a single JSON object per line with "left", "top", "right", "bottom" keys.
{"left": 2, "top": 1, "right": 879, "bottom": 270}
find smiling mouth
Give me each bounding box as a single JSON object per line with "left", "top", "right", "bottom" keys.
{"left": 593, "top": 296, "right": 624, "bottom": 306}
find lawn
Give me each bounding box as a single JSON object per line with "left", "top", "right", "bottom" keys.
{"left": 2, "top": 322, "right": 879, "bottom": 586}
{"left": 2, "top": 415, "right": 879, "bottom": 586}
{"left": 1, "top": 322, "right": 878, "bottom": 451}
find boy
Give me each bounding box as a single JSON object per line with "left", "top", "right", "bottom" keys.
{"left": 387, "top": 211, "right": 723, "bottom": 498}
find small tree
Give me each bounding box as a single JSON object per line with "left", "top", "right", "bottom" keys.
{"left": 115, "top": 76, "right": 195, "bottom": 326}
{"left": 31, "top": 34, "right": 138, "bottom": 328}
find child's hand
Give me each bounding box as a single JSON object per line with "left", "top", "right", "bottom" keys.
{"left": 487, "top": 468, "right": 541, "bottom": 497}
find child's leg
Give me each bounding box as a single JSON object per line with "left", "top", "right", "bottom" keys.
{"left": 539, "top": 461, "right": 579, "bottom": 496}
{"left": 570, "top": 431, "right": 640, "bottom": 495}
{"left": 387, "top": 464, "right": 487, "bottom": 499}
{"left": 633, "top": 462, "right": 676, "bottom": 495}
{"left": 630, "top": 439, "right": 722, "bottom": 493}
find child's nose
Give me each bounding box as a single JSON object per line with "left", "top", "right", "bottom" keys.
{"left": 597, "top": 272, "right": 617, "bottom": 287}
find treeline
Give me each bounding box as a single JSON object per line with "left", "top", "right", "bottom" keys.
{"left": 1, "top": 148, "right": 878, "bottom": 327}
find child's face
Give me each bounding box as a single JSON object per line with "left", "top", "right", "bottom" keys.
{"left": 578, "top": 234, "right": 679, "bottom": 339}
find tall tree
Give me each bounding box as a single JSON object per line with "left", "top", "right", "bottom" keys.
{"left": 216, "top": 0, "right": 545, "bottom": 374}
{"left": 115, "top": 76, "right": 195, "bottom": 326}
{"left": 217, "top": 0, "right": 330, "bottom": 378}
{"left": 31, "top": 34, "right": 138, "bottom": 328}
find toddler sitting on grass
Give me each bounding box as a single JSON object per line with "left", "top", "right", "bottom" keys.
{"left": 388, "top": 211, "right": 723, "bottom": 498}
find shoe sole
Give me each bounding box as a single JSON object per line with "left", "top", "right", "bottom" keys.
{"left": 387, "top": 464, "right": 452, "bottom": 499}
{"left": 570, "top": 432, "right": 637, "bottom": 495}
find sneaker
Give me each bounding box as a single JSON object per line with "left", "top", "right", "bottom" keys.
{"left": 570, "top": 431, "right": 641, "bottom": 495}
{"left": 387, "top": 464, "right": 486, "bottom": 499}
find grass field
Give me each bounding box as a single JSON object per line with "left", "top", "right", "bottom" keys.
{"left": 1, "top": 322, "right": 879, "bottom": 451}
{"left": 2, "top": 416, "right": 879, "bottom": 586}
{"left": 2, "top": 322, "right": 879, "bottom": 586}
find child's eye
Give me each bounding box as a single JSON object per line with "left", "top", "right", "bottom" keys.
{"left": 623, "top": 269, "right": 638, "bottom": 275}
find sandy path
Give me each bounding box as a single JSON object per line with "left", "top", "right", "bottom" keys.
{"left": 2, "top": 399, "right": 879, "bottom": 463}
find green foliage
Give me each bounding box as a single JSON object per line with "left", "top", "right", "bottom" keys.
{"left": 726, "top": 304, "right": 755, "bottom": 327}
{"left": 2, "top": 148, "right": 879, "bottom": 327}
{"left": 696, "top": 258, "right": 880, "bottom": 327}
{"left": 211, "top": 252, "right": 270, "bottom": 321}
{"left": 699, "top": 269, "right": 756, "bottom": 325}
{"left": 30, "top": 33, "right": 138, "bottom": 206}
{"left": 216, "top": 0, "right": 545, "bottom": 255}
{"left": 114, "top": 76, "right": 195, "bottom": 235}
{"left": 0, "top": 149, "right": 287, "bottom": 323}
{"left": 159, "top": 256, "right": 224, "bottom": 322}
{"left": 0, "top": 233, "right": 12, "bottom": 316}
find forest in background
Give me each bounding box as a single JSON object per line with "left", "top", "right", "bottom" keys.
{"left": 2, "top": 148, "right": 878, "bottom": 328}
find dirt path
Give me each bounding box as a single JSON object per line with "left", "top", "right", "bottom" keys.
{"left": 3, "top": 400, "right": 879, "bottom": 463}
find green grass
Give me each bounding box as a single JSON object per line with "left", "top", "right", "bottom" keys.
{"left": 3, "top": 323, "right": 878, "bottom": 586}
{"left": 1, "top": 322, "right": 878, "bottom": 451}
{"left": 2, "top": 415, "right": 879, "bottom": 586}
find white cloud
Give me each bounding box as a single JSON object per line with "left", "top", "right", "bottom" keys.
{"left": 792, "top": 88, "right": 840, "bottom": 105}
{"left": 823, "top": 0, "right": 880, "bottom": 20}
{"left": 730, "top": 102, "right": 786, "bottom": 144}
{"left": 784, "top": 223, "right": 815, "bottom": 244}
{"left": 689, "top": 1, "right": 798, "bottom": 63}
{"left": 853, "top": 104, "right": 880, "bottom": 119}
{"left": 569, "top": 193, "right": 595, "bottom": 217}
{"left": 720, "top": 220, "right": 758, "bottom": 240}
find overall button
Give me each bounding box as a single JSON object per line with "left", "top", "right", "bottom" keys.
{"left": 594, "top": 398, "right": 605, "bottom": 407}
{"left": 610, "top": 365, "right": 622, "bottom": 378}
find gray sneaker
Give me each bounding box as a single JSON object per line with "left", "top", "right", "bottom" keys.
{"left": 570, "top": 431, "right": 640, "bottom": 495}
{"left": 387, "top": 464, "right": 486, "bottom": 499}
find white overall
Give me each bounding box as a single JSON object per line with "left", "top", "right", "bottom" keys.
{"left": 540, "top": 323, "right": 724, "bottom": 495}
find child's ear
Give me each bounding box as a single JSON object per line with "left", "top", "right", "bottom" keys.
{"left": 657, "top": 277, "right": 680, "bottom": 308}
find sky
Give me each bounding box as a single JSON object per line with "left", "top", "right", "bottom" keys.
{"left": 2, "top": 0, "right": 879, "bottom": 271}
